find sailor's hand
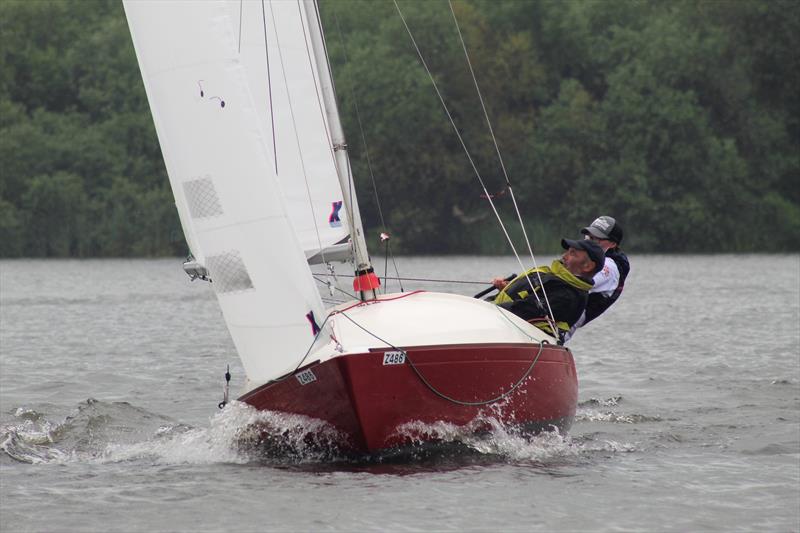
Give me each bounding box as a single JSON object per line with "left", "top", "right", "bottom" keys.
{"left": 491, "top": 277, "right": 509, "bottom": 289}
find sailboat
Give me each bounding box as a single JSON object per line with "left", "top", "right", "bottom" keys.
{"left": 123, "top": 0, "right": 577, "bottom": 453}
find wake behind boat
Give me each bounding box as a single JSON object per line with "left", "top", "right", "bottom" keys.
{"left": 123, "top": 0, "right": 577, "bottom": 453}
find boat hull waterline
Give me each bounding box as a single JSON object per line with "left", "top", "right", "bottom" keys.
{"left": 239, "top": 342, "right": 578, "bottom": 453}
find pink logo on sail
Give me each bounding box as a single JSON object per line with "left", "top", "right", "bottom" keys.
{"left": 329, "top": 201, "right": 343, "bottom": 227}
{"left": 306, "top": 311, "right": 321, "bottom": 335}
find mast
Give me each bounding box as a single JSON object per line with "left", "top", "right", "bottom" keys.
{"left": 301, "top": 0, "right": 379, "bottom": 299}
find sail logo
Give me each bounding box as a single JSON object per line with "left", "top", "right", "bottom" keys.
{"left": 306, "top": 311, "right": 321, "bottom": 335}
{"left": 329, "top": 201, "right": 343, "bottom": 227}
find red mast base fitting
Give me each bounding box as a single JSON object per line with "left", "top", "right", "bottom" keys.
{"left": 353, "top": 268, "right": 381, "bottom": 292}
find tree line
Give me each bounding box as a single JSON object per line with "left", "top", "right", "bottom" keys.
{"left": 1, "top": 0, "right": 797, "bottom": 257}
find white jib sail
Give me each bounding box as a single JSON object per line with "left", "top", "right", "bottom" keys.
{"left": 226, "top": 0, "right": 355, "bottom": 264}
{"left": 124, "top": 0, "right": 330, "bottom": 390}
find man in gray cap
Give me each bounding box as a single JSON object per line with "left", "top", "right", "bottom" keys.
{"left": 491, "top": 238, "right": 605, "bottom": 343}
{"left": 566, "top": 215, "right": 630, "bottom": 339}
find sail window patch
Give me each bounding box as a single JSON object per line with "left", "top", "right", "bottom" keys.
{"left": 329, "top": 201, "right": 343, "bottom": 227}
{"left": 206, "top": 251, "right": 253, "bottom": 293}
{"left": 184, "top": 177, "right": 223, "bottom": 219}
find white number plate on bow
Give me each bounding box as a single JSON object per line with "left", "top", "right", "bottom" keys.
{"left": 295, "top": 369, "right": 317, "bottom": 385}
{"left": 382, "top": 351, "right": 406, "bottom": 365}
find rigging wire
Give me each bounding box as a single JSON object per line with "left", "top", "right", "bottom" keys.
{"left": 391, "top": 2, "right": 518, "bottom": 259}
{"left": 330, "top": 6, "right": 404, "bottom": 293}
{"left": 238, "top": 0, "right": 243, "bottom": 53}
{"left": 445, "top": 0, "right": 557, "bottom": 332}
{"left": 260, "top": 0, "right": 279, "bottom": 174}
{"left": 392, "top": 0, "right": 558, "bottom": 333}
{"left": 313, "top": 274, "right": 357, "bottom": 300}
{"left": 326, "top": 273, "right": 498, "bottom": 286}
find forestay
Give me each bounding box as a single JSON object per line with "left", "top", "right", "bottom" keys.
{"left": 123, "top": 0, "right": 331, "bottom": 389}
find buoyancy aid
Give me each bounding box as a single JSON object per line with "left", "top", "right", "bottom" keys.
{"left": 494, "top": 260, "right": 593, "bottom": 338}
{"left": 584, "top": 248, "right": 630, "bottom": 324}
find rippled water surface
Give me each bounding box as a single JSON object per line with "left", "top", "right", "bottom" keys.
{"left": 1, "top": 256, "right": 798, "bottom": 532}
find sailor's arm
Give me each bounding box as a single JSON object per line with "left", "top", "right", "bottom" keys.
{"left": 491, "top": 276, "right": 510, "bottom": 290}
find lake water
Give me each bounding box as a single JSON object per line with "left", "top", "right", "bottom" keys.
{"left": 1, "top": 255, "right": 798, "bottom": 532}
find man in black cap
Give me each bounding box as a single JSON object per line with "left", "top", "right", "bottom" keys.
{"left": 566, "top": 215, "right": 631, "bottom": 339}
{"left": 491, "top": 238, "right": 605, "bottom": 343}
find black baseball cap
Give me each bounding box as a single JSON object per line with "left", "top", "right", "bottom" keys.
{"left": 561, "top": 238, "right": 605, "bottom": 275}
{"left": 581, "top": 215, "right": 623, "bottom": 244}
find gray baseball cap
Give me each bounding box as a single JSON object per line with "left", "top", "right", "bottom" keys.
{"left": 581, "top": 215, "right": 623, "bottom": 244}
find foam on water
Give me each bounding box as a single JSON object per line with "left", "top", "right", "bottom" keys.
{"left": 575, "top": 394, "right": 663, "bottom": 424}
{"left": 0, "top": 399, "right": 348, "bottom": 466}
{"left": 1, "top": 398, "right": 641, "bottom": 467}
{"left": 388, "top": 416, "right": 578, "bottom": 463}
{"left": 576, "top": 410, "right": 663, "bottom": 424}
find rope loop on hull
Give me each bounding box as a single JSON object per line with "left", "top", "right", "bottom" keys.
{"left": 405, "top": 341, "right": 546, "bottom": 407}
{"left": 337, "top": 310, "right": 548, "bottom": 406}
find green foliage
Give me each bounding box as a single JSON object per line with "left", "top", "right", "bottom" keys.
{"left": 0, "top": 0, "right": 177, "bottom": 257}
{"left": 21, "top": 172, "right": 88, "bottom": 256}
{"left": 0, "top": 0, "right": 797, "bottom": 257}
{"left": 324, "top": 0, "right": 799, "bottom": 253}
{"left": 0, "top": 195, "right": 23, "bottom": 256}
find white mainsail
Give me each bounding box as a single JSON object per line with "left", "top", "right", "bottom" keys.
{"left": 124, "top": 0, "right": 336, "bottom": 390}
{"left": 224, "top": 0, "right": 365, "bottom": 265}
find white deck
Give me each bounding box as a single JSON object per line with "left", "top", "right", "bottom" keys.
{"left": 319, "top": 291, "right": 555, "bottom": 358}
{"left": 240, "top": 291, "right": 556, "bottom": 394}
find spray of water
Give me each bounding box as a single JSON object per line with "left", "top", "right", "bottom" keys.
{"left": 2, "top": 397, "right": 642, "bottom": 466}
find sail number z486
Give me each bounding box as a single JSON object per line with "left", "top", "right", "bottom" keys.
{"left": 382, "top": 351, "right": 406, "bottom": 365}
{"left": 295, "top": 369, "right": 317, "bottom": 385}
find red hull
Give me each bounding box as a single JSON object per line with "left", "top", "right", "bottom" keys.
{"left": 239, "top": 343, "right": 578, "bottom": 453}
